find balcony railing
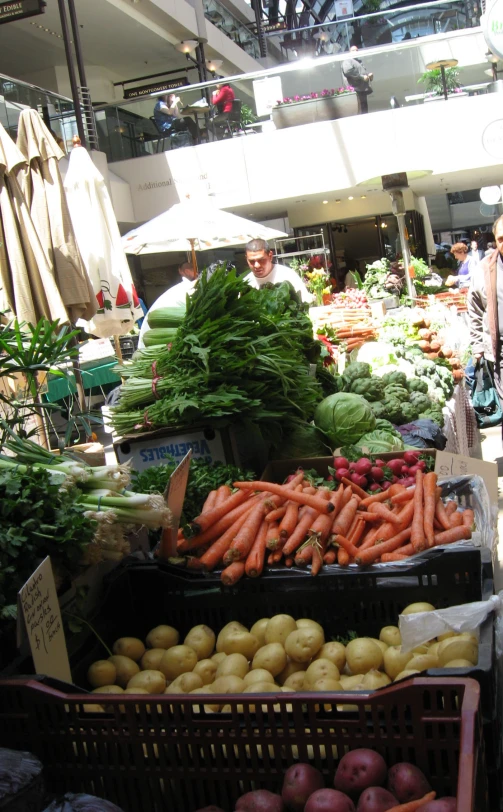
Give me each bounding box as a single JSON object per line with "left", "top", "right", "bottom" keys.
{"left": 203, "top": 0, "right": 261, "bottom": 59}
{"left": 0, "top": 73, "right": 76, "bottom": 150}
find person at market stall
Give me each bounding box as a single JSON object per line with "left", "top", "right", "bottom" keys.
{"left": 244, "top": 239, "right": 313, "bottom": 303}
{"left": 138, "top": 261, "right": 197, "bottom": 348}
{"left": 342, "top": 45, "right": 373, "bottom": 115}
{"left": 485, "top": 242, "right": 494, "bottom": 257}
{"left": 445, "top": 242, "right": 477, "bottom": 289}
{"left": 467, "top": 214, "right": 503, "bottom": 400}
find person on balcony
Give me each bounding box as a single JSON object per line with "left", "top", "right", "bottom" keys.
{"left": 342, "top": 45, "right": 373, "bottom": 115}
{"left": 153, "top": 94, "right": 197, "bottom": 143}
{"left": 244, "top": 238, "right": 313, "bottom": 303}
{"left": 211, "top": 81, "right": 236, "bottom": 125}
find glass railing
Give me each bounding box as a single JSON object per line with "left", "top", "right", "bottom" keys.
{"left": 0, "top": 73, "right": 76, "bottom": 151}
{"left": 94, "top": 24, "right": 490, "bottom": 163}
{"left": 203, "top": 0, "right": 261, "bottom": 59}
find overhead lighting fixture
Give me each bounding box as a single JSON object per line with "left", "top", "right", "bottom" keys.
{"left": 176, "top": 40, "right": 198, "bottom": 54}
{"left": 322, "top": 200, "right": 328, "bottom": 204}
{"left": 348, "top": 196, "right": 354, "bottom": 200}
{"left": 207, "top": 59, "right": 223, "bottom": 72}
{"left": 361, "top": 195, "right": 366, "bottom": 199}
{"left": 480, "top": 185, "right": 501, "bottom": 205}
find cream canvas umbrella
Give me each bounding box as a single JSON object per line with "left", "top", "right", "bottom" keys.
{"left": 63, "top": 142, "right": 143, "bottom": 338}
{"left": 15, "top": 109, "right": 96, "bottom": 323}
{"left": 122, "top": 199, "right": 287, "bottom": 269}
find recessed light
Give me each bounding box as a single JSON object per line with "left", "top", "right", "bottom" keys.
{"left": 348, "top": 196, "right": 354, "bottom": 200}
{"left": 361, "top": 195, "right": 366, "bottom": 199}
{"left": 322, "top": 200, "right": 328, "bottom": 204}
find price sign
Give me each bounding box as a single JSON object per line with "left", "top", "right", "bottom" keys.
{"left": 160, "top": 449, "right": 192, "bottom": 558}
{"left": 434, "top": 451, "right": 498, "bottom": 504}
{"left": 17, "top": 557, "right": 72, "bottom": 683}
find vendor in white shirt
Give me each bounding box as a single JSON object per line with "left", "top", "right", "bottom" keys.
{"left": 244, "top": 239, "right": 313, "bottom": 303}
{"left": 138, "top": 261, "right": 197, "bottom": 348}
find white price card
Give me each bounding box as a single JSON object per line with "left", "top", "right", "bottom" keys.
{"left": 17, "top": 557, "right": 72, "bottom": 683}
{"left": 160, "top": 449, "right": 192, "bottom": 558}
{"left": 434, "top": 451, "right": 498, "bottom": 505}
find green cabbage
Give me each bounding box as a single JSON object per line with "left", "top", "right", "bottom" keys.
{"left": 275, "top": 421, "right": 331, "bottom": 459}
{"left": 354, "top": 429, "right": 404, "bottom": 454}
{"left": 313, "top": 393, "right": 376, "bottom": 447}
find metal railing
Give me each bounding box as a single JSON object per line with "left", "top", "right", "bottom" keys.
{"left": 0, "top": 72, "right": 77, "bottom": 150}
{"left": 203, "top": 0, "right": 262, "bottom": 58}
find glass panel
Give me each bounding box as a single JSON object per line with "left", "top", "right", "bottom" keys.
{"left": 0, "top": 73, "right": 75, "bottom": 152}
{"left": 204, "top": 0, "right": 261, "bottom": 58}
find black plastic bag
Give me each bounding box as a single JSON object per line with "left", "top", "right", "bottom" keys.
{"left": 471, "top": 359, "right": 503, "bottom": 427}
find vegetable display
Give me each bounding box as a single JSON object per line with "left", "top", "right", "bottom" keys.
{"left": 313, "top": 393, "right": 376, "bottom": 447}
{"left": 331, "top": 451, "right": 433, "bottom": 492}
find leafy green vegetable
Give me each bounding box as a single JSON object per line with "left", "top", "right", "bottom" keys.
{"left": 350, "top": 377, "right": 384, "bottom": 401}
{"left": 274, "top": 420, "right": 331, "bottom": 459}
{"left": 419, "top": 409, "right": 444, "bottom": 425}
{"left": 407, "top": 379, "right": 428, "bottom": 394}
{"left": 384, "top": 384, "right": 410, "bottom": 402}
{"left": 314, "top": 393, "right": 376, "bottom": 446}
{"left": 354, "top": 429, "right": 404, "bottom": 454}
{"left": 341, "top": 362, "right": 372, "bottom": 386}
{"left": 382, "top": 371, "right": 408, "bottom": 388}
{"left": 409, "top": 392, "right": 431, "bottom": 412}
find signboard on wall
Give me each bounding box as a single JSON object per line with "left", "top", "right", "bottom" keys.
{"left": 334, "top": 0, "right": 353, "bottom": 18}
{"left": 483, "top": 0, "right": 503, "bottom": 59}
{"left": 0, "top": 0, "right": 45, "bottom": 24}
{"left": 253, "top": 76, "right": 283, "bottom": 117}
{"left": 124, "top": 77, "right": 188, "bottom": 100}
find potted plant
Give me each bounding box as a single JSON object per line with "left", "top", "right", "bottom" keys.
{"left": 272, "top": 87, "right": 358, "bottom": 129}
{"left": 418, "top": 67, "right": 466, "bottom": 101}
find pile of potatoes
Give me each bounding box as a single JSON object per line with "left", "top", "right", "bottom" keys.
{"left": 86, "top": 602, "right": 478, "bottom": 702}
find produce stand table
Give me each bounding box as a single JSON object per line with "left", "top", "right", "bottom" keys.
{"left": 45, "top": 359, "right": 121, "bottom": 403}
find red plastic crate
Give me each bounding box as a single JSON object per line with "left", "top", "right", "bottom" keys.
{"left": 0, "top": 677, "right": 487, "bottom": 812}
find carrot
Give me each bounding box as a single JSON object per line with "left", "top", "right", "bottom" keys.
{"left": 214, "top": 484, "right": 232, "bottom": 507}
{"left": 201, "top": 489, "right": 218, "bottom": 513}
{"left": 199, "top": 512, "right": 250, "bottom": 570}
{"left": 358, "top": 525, "right": 380, "bottom": 551}
{"left": 433, "top": 517, "right": 443, "bottom": 531}
{"left": 391, "top": 488, "right": 415, "bottom": 505}
{"left": 333, "top": 533, "right": 360, "bottom": 559}
{"left": 267, "top": 552, "right": 275, "bottom": 565}
{"left": 380, "top": 552, "right": 410, "bottom": 562}
{"left": 284, "top": 556, "right": 294, "bottom": 567}
{"left": 330, "top": 483, "right": 345, "bottom": 516}
{"left": 323, "top": 549, "right": 337, "bottom": 565}
{"left": 445, "top": 500, "right": 458, "bottom": 515}
{"left": 185, "top": 556, "right": 208, "bottom": 570}
{"left": 295, "top": 543, "right": 313, "bottom": 567}
{"left": 462, "top": 508, "right": 475, "bottom": 528}
{"left": 356, "top": 527, "right": 412, "bottom": 566}
{"left": 341, "top": 476, "right": 367, "bottom": 499}
{"left": 346, "top": 514, "right": 359, "bottom": 541}
{"left": 356, "top": 511, "right": 384, "bottom": 522}
{"left": 226, "top": 500, "right": 267, "bottom": 563}
{"left": 349, "top": 517, "right": 366, "bottom": 547}
{"left": 309, "top": 491, "right": 341, "bottom": 575}
{"left": 332, "top": 496, "right": 359, "bottom": 536}
{"left": 282, "top": 508, "right": 317, "bottom": 556}
{"left": 303, "top": 486, "right": 317, "bottom": 495}
{"left": 360, "top": 486, "right": 404, "bottom": 508}
{"left": 265, "top": 505, "right": 287, "bottom": 523}
{"left": 449, "top": 511, "right": 464, "bottom": 528}
{"left": 245, "top": 520, "right": 269, "bottom": 578}
{"left": 234, "top": 481, "right": 335, "bottom": 514}
{"left": 341, "top": 485, "right": 354, "bottom": 506}
{"left": 410, "top": 471, "right": 426, "bottom": 552}
{"left": 221, "top": 561, "right": 245, "bottom": 586}
{"left": 435, "top": 499, "right": 451, "bottom": 531}
{"left": 190, "top": 489, "right": 251, "bottom": 535}
{"left": 368, "top": 502, "right": 403, "bottom": 525}
{"left": 279, "top": 499, "right": 300, "bottom": 541}
{"left": 265, "top": 521, "right": 281, "bottom": 551}
{"left": 271, "top": 549, "right": 283, "bottom": 563}
{"left": 434, "top": 525, "right": 472, "bottom": 545}
{"left": 422, "top": 471, "right": 437, "bottom": 548}
{"left": 178, "top": 497, "right": 256, "bottom": 552}
{"left": 386, "top": 791, "right": 436, "bottom": 811}
{"left": 337, "top": 547, "right": 350, "bottom": 566}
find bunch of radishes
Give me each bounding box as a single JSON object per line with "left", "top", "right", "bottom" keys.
{"left": 330, "top": 452, "right": 429, "bottom": 493}
{"left": 332, "top": 289, "right": 369, "bottom": 309}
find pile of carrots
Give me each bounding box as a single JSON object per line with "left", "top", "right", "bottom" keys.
{"left": 415, "top": 290, "right": 467, "bottom": 312}
{"left": 169, "top": 470, "right": 473, "bottom": 584}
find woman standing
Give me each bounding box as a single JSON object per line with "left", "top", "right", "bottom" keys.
{"left": 446, "top": 242, "right": 477, "bottom": 289}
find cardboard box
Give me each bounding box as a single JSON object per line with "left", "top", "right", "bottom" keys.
{"left": 261, "top": 450, "right": 437, "bottom": 482}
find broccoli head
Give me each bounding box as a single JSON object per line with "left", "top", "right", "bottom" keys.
{"left": 350, "top": 377, "right": 385, "bottom": 401}
{"left": 382, "top": 370, "right": 407, "bottom": 388}
{"left": 407, "top": 378, "right": 428, "bottom": 394}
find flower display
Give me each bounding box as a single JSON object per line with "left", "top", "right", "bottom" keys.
{"left": 275, "top": 86, "right": 354, "bottom": 106}
{"left": 290, "top": 255, "right": 334, "bottom": 306}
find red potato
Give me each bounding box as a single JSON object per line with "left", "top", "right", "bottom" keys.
{"left": 236, "top": 790, "right": 285, "bottom": 811}
{"left": 417, "top": 801, "right": 456, "bottom": 812}
{"left": 356, "top": 787, "right": 399, "bottom": 812}
{"left": 334, "top": 750, "right": 388, "bottom": 798}
{"left": 387, "top": 763, "right": 432, "bottom": 803}
{"left": 282, "top": 764, "right": 324, "bottom": 811}
{"left": 305, "top": 789, "right": 355, "bottom": 812}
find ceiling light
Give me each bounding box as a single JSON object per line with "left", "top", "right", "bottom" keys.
{"left": 361, "top": 195, "right": 366, "bottom": 199}
{"left": 480, "top": 186, "right": 501, "bottom": 204}
{"left": 348, "top": 196, "right": 354, "bottom": 200}
{"left": 207, "top": 59, "right": 223, "bottom": 72}
{"left": 176, "top": 40, "right": 198, "bottom": 54}
{"left": 322, "top": 200, "right": 328, "bottom": 204}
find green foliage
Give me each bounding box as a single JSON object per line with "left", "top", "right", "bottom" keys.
{"left": 362, "top": 259, "right": 390, "bottom": 300}
{"left": 314, "top": 392, "right": 376, "bottom": 446}
{"left": 240, "top": 104, "right": 257, "bottom": 127}
{"left": 382, "top": 370, "right": 407, "bottom": 388}
{"left": 418, "top": 67, "right": 460, "bottom": 95}
{"left": 341, "top": 362, "right": 372, "bottom": 386}
{"left": 409, "top": 392, "right": 431, "bottom": 412}
{"left": 274, "top": 420, "right": 331, "bottom": 460}
{"left": 384, "top": 384, "right": 409, "bottom": 402}
{"left": 400, "top": 402, "right": 421, "bottom": 422}
{"left": 354, "top": 429, "right": 404, "bottom": 454}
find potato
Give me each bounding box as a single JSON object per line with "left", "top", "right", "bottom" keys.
{"left": 92, "top": 685, "right": 124, "bottom": 693}
{"left": 345, "top": 639, "right": 383, "bottom": 675}
{"left": 140, "top": 648, "right": 166, "bottom": 671}
{"left": 437, "top": 637, "right": 478, "bottom": 667}
{"left": 401, "top": 602, "right": 435, "bottom": 615}
{"left": 305, "top": 789, "right": 355, "bottom": 812}
{"left": 218, "top": 630, "right": 260, "bottom": 659}
{"left": 243, "top": 669, "right": 276, "bottom": 687}
{"left": 285, "top": 628, "right": 324, "bottom": 663}
{"left": 443, "top": 658, "right": 475, "bottom": 668}
{"left": 112, "top": 637, "right": 145, "bottom": 662}
{"left": 363, "top": 638, "right": 388, "bottom": 658}
{"left": 417, "top": 800, "right": 456, "bottom": 812}
{"left": 314, "top": 642, "right": 346, "bottom": 671}
{"left": 146, "top": 625, "right": 179, "bottom": 649}
{"left": 87, "top": 660, "right": 116, "bottom": 689}
{"left": 193, "top": 659, "right": 218, "bottom": 685}
{"left": 361, "top": 670, "right": 391, "bottom": 689}
{"left": 437, "top": 631, "right": 457, "bottom": 642}
{"left": 356, "top": 786, "right": 398, "bottom": 812}
{"left": 123, "top": 687, "right": 149, "bottom": 695}
{"left": 159, "top": 645, "right": 198, "bottom": 680}
{"left": 388, "top": 762, "right": 432, "bottom": 804}
{"left": 334, "top": 748, "right": 387, "bottom": 797}
{"left": 394, "top": 669, "right": 420, "bottom": 681}
{"left": 339, "top": 674, "right": 365, "bottom": 690}
{"left": 379, "top": 626, "right": 401, "bottom": 647}
{"left": 304, "top": 659, "right": 340, "bottom": 687}
{"left": 236, "top": 790, "right": 284, "bottom": 811}
{"left": 428, "top": 642, "right": 440, "bottom": 659}
{"left": 165, "top": 672, "right": 203, "bottom": 693}
{"left": 108, "top": 655, "right": 140, "bottom": 688}
{"left": 296, "top": 618, "right": 325, "bottom": 643}
{"left": 458, "top": 632, "right": 478, "bottom": 644}
{"left": 311, "top": 679, "right": 343, "bottom": 692}
{"left": 284, "top": 671, "right": 307, "bottom": 691}
{"left": 184, "top": 625, "right": 216, "bottom": 660}
{"left": 127, "top": 670, "right": 166, "bottom": 693}
{"left": 383, "top": 646, "right": 413, "bottom": 680}
{"left": 242, "top": 682, "right": 277, "bottom": 693}
{"left": 406, "top": 654, "right": 438, "bottom": 671}
{"left": 265, "top": 614, "right": 297, "bottom": 646}
{"left": 216, "top": 652, "right": 249, "bottom": 680}
{"left": 216, "top": 622, "right": 248, "bottom": 652}
{"left": 252, "top": 643, "right": 287, "bottom": 676}
{"left": 250, "top": 618, "right": 269, "bottom": 647}
{"left": 211, "top": 652, "right": 227, "bottom": 665}
{"left": 282, "top": 763, "right": 324, "bottom": 811}
{"left": 412, "top": 645, "right": 429, "bottom": 655}
{"left": 277, "top": 659, "right": 306, "bottom": 685}
{"left": 211, "top": 675, "right": 245, "bottom": 694}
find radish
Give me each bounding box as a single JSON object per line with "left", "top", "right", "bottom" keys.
{"left": 387, "top": 459, "right": 404, "bottom": 476}
{"left": 369, "top": 483, "right": 382, "bottom": 492}
{"left": 381, "top": 480, "right": 392, "bottom": 491}
{"left": 355, "top": 458, "right": 372, "bottom": 475}
{"left": 335, "top": 468, "right": 349, "bottom": 481}
{"left": 401, "top": 476, "right": 415, "bottom": 487}
{"left": 375, "top": 459, "right": 386, "bottom": 468}
{"left": 391, "top": 475, "right": 399, "bottom": 484}
{"left": 333, "top": 457, "right": 349, "bottom": 470}
{"left": 370, "top": 466, "right": 385, "bottom": 482}
{"left": 408, "top": 465, "right": 420, "bottom": 477}
{"left": 326, "top": 474, "right": 334, "bottom": 481}
{"left": 416, "top": 459, "right": 427, "bottom": 471}
{"left": 400, "top": 465, "right": 410, "bottom": 476}
{"left": 351, "top": 473, "right": 368, "bottom": 488}
{"left": 403, "top": 451, "right": 420, "bottom": 465}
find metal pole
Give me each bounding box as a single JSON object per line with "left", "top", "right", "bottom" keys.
{"left": 252, "top": 0, "right": 268, "bottom": 57}
{"left": 396, "top": 212, "right": 414, "bottom": 298}
{"left": 57, "top": 0, "right": 87, "bottom": 147}
{"left": 67, "top": 0, "right": 89, "bottom": 89}
{"left": 440, "top": 64, "right": 448, "bottom": 100}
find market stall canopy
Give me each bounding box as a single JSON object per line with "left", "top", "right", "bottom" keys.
{"left": 122, "top": 200, "right": 288, "bottom": 256}
{"left": 64, "top": 143, "right": 143, "bottom": 338}
{"left": 16, "top": 109, "right": 96, "bottom": 323}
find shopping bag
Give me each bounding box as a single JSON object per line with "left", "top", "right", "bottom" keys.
{"left": 471, "top": 359, "right": 503, "bottom": 427}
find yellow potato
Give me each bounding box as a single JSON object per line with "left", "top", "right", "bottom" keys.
{"left": 443, "top": 659, "right": 475, "bottom": 668}
{"left": 127, "top": 670, "right": 166, "bottom": 694}
{"left": 284, "top": 672, "right": 306, "bottom": 691}
{"left": 242, "top": 682, "right": 277, "bottom": 693}
{"left": 243, "top": 669, "right": 276, "bottom": 687}
{"left": 92, "top": 685, "right": 124, "bottom": 694}
{"left": 277, "top": 659, "right": 306, "bottom": 685}
{"left": 339, "top": 674, "right": 365, "bottom": 690}
{"left": 362, "top": 638, "right": 388, "bottom": 657}
{"left": 250, "top": 618, "right": 270, "bottom": 647}
{"left": 165, "top": 673, "right": 203, "bottom": 693}
{"left": 184, "top": 625, "right": 216, "bottom": 660}
{"left": 216, "top": 653, "right": 249, "bottom": 680}
{"left": 190, "top": 686, "right": 213, "bottom": 695}
{"left": 87, "top": 660, "right": 116, "bottom": 689}
{"left": 216, "top": 622, "right": 248, "bottom": 652}
{"left": 394, "top": 669, "right": 420, "bottom": 681}
{"left": 211, "top": 652, "right": 227, "bottom": 665}
{"left": 345, "top": 639, "right": 383, "bottom": 675}
{"left": 108, "top": 655, "right": 140, "bottom": 688}
{"left": 437, "top": 638, "right": 478, "bottom": 667}
{"left": 146, "top": 625, "right": 179, "bottom": 650}
{"left": 264, "top": 614, "right": 297, "bottom": 646}
{"left": 252, "top": 643, "right": 287, "bottom": 676}
{"left": 383, "top": 646, "right": 413, "bottom": 680}
{"left": 193, "top": 659, "right": 218, "bottom": 685}
{"left": 281, "top": 686, "right": 295, "bottom": 692}
{"left": 140, "top": 649, "right": 166, "bottom": 671}
{"left": 123, "top": 687, "right": 149, "bottom": 695}
{"left": 361, "top": 670, "right": 391, "bottom": 690}
{"left": 304, "top": 659, "right": 340, "bottom": 688}
{"left": 402, "top": 602, "right": 435, "bottom": 615}
{"left": 217, "top": 630, "right": 260, "bottom": 659}
{"left": 379, "top": 626, "right": 401, "bottom": 647}
{"left": 311, "top": 679, "right": 343, "bottom": 692}
{"left": 458, "top": 632, "right": 478, "bottom": 644}
{"left": 211, "top": 675, "right": 245, "bottom": 694}
{"left": 113, "top": 637, "right": 145, "bottom": 662}
{"left": 412, "top": 645, "right": 430, "bottom": 655}
{"left": 407, "top": 654, "right": 439, "bottom": 671}
{"left": 314, "top": 642, "right": 346, "bottom": 672}
{"left": 437, "top": 631, "right": 458, "bottom": 642}
{"left": 159, "top": 645, "right": 198, "bottom": 680}
{"left": 296, "top": 619, "right": 325, "bottom": 642}
{"left": 285, "top": 628, "right": 324, "bottom": 663}
{"left": 428, "top": 642, "right": 440, "bottom": 658}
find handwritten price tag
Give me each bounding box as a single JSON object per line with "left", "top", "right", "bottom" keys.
{"left": 17, "top": 557, "right": 72, "bottom": 683}
{"left": 160, "top": 449, "right": 192, "bottom": 558}
{"left": 434, "top": 451, "right": 498, "bottom": 504}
